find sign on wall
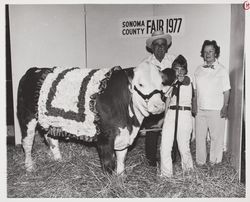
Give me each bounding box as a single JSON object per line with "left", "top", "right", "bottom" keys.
{"left": 120, "top": 15, "right": 185, "bottom": 38}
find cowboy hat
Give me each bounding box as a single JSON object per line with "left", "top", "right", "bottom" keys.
{"left": 146, "top": 30, "right": 172, "bottom": 49}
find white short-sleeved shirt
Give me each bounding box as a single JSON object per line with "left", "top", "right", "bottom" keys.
{"left": 141, "top": 53, "right": 176, "bottom": 71}
{"left": 193, "top": 60, "right": 231, "bottom": 110}
{"left": 141, "top": 53, "right": 177, "bottom": 97}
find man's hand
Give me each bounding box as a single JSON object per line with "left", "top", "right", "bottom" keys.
{"left": 151, "top": 118, "right": 164, "bottom": 128}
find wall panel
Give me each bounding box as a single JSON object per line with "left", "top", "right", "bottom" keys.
{"left": 9, "top": 5, "right": 86, "bottom": 144}
{"left": 227, "top": 4, "right": 245, "bottom": 178}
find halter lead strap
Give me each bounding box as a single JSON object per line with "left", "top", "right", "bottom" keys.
{"left": 172, "top": 82, "right": 180, "bottom": 161}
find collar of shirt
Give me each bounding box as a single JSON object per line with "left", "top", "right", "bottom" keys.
{"left": 147, "top": 54, "right": 175, "bottom": 71}
{"left": 203, "top": 59, "right": 219, "bottom": 69}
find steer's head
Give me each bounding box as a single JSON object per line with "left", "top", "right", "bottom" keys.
{"left": 130, "top": 62, "right": 176, "bottom": 118}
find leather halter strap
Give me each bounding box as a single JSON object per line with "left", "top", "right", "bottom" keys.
{"left": 134, "top": 85, "right": 164, "bottom": 101}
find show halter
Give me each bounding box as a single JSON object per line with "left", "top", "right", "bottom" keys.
{"left": 133, "top": 85, "right": 165, "bottom": 102}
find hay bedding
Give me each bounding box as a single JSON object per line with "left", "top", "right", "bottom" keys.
{"left": 7, "top": 134, "right": 245, "bottom": 198}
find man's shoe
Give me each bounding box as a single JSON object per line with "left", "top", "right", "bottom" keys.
{"left": 148, "top": 161, "right": 157, "bottom": 167}
{"left": 147, "top": 158, "right": 159, "bottom": 167}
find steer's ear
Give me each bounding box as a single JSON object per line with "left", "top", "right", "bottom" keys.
{"left": 161, "top": 68, "right": 176, "bottom": 86}
{"left": 124, "top": 67, "right": 134, "bottom": 93}
{"left": 124, "top": 67, "right": 134, "bottom": 81}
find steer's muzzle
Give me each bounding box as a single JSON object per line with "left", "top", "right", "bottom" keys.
{"left": 147, "top": 94, "right": 165, "bottom": 114}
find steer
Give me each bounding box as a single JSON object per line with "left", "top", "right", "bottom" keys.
{"left": 17, "top": 62, "right": 176, "bottom": 175}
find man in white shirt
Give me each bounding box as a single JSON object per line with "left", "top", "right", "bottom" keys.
{"left": 193, "top": 40, "right": 231, "bottom": 165}
{"left": 139, "top": 30, "right": 176, "bottom": 166}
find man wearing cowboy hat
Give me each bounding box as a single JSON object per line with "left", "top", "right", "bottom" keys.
{"left": 140, "top": 30, "right": 176, "bottom": 167}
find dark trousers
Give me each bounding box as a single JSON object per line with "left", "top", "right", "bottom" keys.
{"left": 143, "top": 113, "right": 179, "bottom": 165}
{"left": 142, "top": 113, "right": 164, "bottom": 165}
{"left": 145, "top": 130, "right": 160, "bottom": 165}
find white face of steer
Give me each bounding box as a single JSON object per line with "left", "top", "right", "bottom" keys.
{"left": 132, "top": 62, "right": 165, "bottom": 118}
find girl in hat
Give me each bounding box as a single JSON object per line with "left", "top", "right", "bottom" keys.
{"left": 160, "top": 55, "right": 194, "bottom": 177}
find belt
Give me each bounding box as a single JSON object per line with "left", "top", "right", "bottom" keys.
{"left": 169, "top": 106, "right": 191, "bottom": 111}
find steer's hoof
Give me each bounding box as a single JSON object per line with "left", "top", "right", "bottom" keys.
{"left": 25, "top": 163, "right": 35, "bottom": 172}
{"left": 54, "top": 155, "right": 62, "bottom": 162}
{"left": 116, "top": 170, "right": 126, "bottom": 178}
{"left": 47, "top": 151, "right": 62, "bottom": 161}
{"left": 55, "top": 158, "right": 63, "bottom": 163}
{"left": 116, "top": 172, "right": 127, "bottom": 182}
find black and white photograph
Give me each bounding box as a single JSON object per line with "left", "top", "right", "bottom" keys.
{"left": 1, "top": 0, "right": 248, "bottom": 199}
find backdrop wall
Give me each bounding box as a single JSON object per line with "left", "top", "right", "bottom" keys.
{"left": 85, "top": 4, "right": 231, "bottom": 78}
{"left": 9, "top": 4, "right": 231, "bottom": 146}
{"left": 227, "top": 4, "right": 245, "bottom": 178}
{"left": 9, "top": 4, "right": 86, "bottom": 144}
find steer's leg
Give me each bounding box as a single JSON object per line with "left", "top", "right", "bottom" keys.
{"left": 115, "top": 148, "right": 128, "bottom": 175}
{"left": 97, "top": 130, "right": 116, "bottom": 174}
{"left": 22, "top": 118, "right": 37, "bottom": 172}
{"left": 44, "top": 134, "right": 62, "bottom": 161}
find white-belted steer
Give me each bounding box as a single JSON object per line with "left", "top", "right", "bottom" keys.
{"left": 17, "top": 63, "right": 175, "bottom": 175}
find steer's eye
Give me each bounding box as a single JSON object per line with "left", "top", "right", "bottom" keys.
{"left": 139, "top": 83, "right": 143, "bottom": 87}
